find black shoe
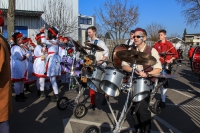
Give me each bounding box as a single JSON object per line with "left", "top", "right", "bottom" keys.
{"left": 50, "top": 94, "right": 59, "bottom": 102}
{"left": 20, "top": 92, "right": 28, "bottom": 99}
{"left": 15, "top": 94, "right": 25, "bottom": 102}
{"left": 40, "top": 91, "right": 46, "bottom": 97}
{"left": 87, "top": 104, "right": 96, "bottom": 110}
{"left": 160, "top": 101, "right": 166, "bottom": 108}
{"left": 25, "top": 84, "right": 33, "bottom": 92}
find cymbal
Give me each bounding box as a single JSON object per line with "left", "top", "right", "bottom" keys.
{"left": 151, "top": 74, "right": 178, "bottom": 79}
{"left": 72, "top": 40, "right": 88, "bottom": 55}
{"left": 116, "top": 50, "right": 157, "bottom": 66}
{"left": 85, "top": 42, "right": 104, "bottom": 51}
{"left": 159, "top": 52, "right": 176, "bottom": 56}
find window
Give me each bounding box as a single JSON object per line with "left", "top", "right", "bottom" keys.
{"left": 79, "top": 17, "right": 92, "bottom": 25}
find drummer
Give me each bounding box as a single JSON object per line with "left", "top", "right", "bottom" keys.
{"left": 122, "top": 28, "right": 162, "bottom": 133}
{"left": 153, "top": 29, "right": 178, "bottom": 108}
{"left": 86, "top": 26, "right": 109, "bottom": 110}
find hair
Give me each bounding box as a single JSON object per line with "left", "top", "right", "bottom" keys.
{"left": 158, "top": 29, "right": 166, "bottom": 34}
{"left": 134, "top": 27, "right": 147, "bottom": 37}
{"left": 87, "top": 26, "right": 97, "bottom": 32}
{"left": 130, "top": 30, "right": 135, "bottom": 33}
{"left": 12, "top": 32, "right": 23, "bottom": 44}
{"left": 47, "top": 27, "right": 58, "bottom": 40}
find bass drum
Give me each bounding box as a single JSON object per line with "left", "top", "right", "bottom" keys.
{"left": 192, "top": 46, "right": 200, "bottom": 74}
{"left": 112, "top": 44, "right": 128, "bottom": 69}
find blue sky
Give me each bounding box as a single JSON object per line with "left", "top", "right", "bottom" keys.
{"left": 79, "top": 0, "right": 200, "bottom": 37}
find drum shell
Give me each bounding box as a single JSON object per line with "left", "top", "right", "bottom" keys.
{"left": 130, "top": 78, "right": 151, "bottom": 102}
{"left": 112, "top": 44, "right": 128, "bottom": 69}
{"left": 100, "top": 67, "right": 125, "bottom": 97}
{"left": 87, "top": 67, "right": 105, "bottom": 94}
{"left": 192, "top": 46, "right": 200, "bottom": 74}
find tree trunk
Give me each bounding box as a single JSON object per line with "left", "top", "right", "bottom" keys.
{"left": 7, "top": 0, "right": 15, "bottom": 40}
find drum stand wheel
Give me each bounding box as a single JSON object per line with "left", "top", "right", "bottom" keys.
{"left": 57, "top": 97, "right": 69, "bottom": 110}
{"left": 73, "top": 103, "right": 87, "bottom": 118}
{"left": 83, "top": 125, "right": 100, "bottom": 133}
{"left": 152, "top": 99, "right": 161, "bottom": 114}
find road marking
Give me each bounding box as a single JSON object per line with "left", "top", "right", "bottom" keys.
{"left": 152, "top": 114, "right": 182, "bottom": 133}
{"left": 150, "top": 102, "right": 200, "bottom": 108}
{"left": 170, "top": 89, "right": 200, "bottom": 102}
{"left": 63, "top": 118, "right": 172, "bottom": 133}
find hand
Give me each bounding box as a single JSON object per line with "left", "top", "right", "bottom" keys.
{"left": 26, "top": 53, "right": 30, "bottom": 58}
{"left": 97, "top": 60, "right": 103, "bottom": 66}
{"left": 166, "top": 59, "right": 173, "bottom": 63}
{"left": 138, "top": 71, "right": 148, "bottom": 77}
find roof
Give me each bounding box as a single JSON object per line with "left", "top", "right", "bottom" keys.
{"left": 0, "top": 8, "right": 43, "bottom": 17}
{"left": 185, "top": 33, "right": 200, "bottom": 36}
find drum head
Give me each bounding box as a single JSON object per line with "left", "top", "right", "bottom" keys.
{"left": 192, "top": 46, "right": 200, "bottom": 74}
{"left": 112, "top": 44, "right": 128, "bottom": 69}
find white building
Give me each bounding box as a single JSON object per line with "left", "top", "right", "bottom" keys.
{"left": 0, "top": 0, "right": 79, "bottom": 41}
{"left": 78, "top": 14, "right": 95, "bottom": 45}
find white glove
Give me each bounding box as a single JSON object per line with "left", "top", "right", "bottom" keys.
{"left": 26, "top": 53, "right": 30, "bottom": 58}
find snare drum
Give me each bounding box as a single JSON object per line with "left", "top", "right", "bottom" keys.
{"left": 99, "top": 67, "right": 125, "bottom": 97}
{"left": 130, "top": 77, "right": 151, "bottom": 102}
{"left": 87, "top": 66, "right": 105, "bottom": 94}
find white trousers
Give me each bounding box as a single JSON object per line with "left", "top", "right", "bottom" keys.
{"left": 36, "top": 78, "right": 45, "bottom": 91}
{"left": 50, "top": 76, "right": 58, "bottom": 94}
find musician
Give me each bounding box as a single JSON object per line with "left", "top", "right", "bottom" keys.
{"left": 125, "top": 30, "right": 135, "bottom": 47}
{"left": 10, "top": 32, "right": 28, "bottom": 102}
{"left": 41, "top": 26, "right": 61, "bottom": 102}
{"left": 153, "top": 29, "right": 178, "bottom": 108}
{"left": 86, "top": 26, "right": 109, "bottom": 110}
{"left": 122, "top": 28, "right": 162, "bottom": 133}
{"left": 177, "top": 46, "right": 183, "bottom": 65}
{"left": 33, "top": 32, "right": 47, "bottom": 97}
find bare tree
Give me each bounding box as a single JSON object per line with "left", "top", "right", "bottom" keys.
{"left": 176, "top": 0, "right": 200, "bottom": 27}
{"left": 43, "top": 0, "right": 78, "bottom": 37}
{"left": 146, "top": 23, "right": 165, "bottom": 42}
{"left": 96, "top": 0, "right": 139, "bottom": 40}
{"left": 7, "top": 0, "right": 15, "bottom": 40}
{"left": 169, "top": 33, "right": 181, "bottom": 38}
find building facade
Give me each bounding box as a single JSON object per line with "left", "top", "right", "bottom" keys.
{"left": 0, "top": 0, "right": 79, "bottom": 41}
{"left": 185, "top": 33, "right": 200, "bottom": 46}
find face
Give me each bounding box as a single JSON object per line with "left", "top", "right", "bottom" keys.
{"left": 133, "top": 31, "right": 146, "bottom": 46}
{"left": 87, "top": 29, "right": 96, "bottom": 38}
{"left": 130, "top": 32, "right": 135, "bottom": 39}
{"left": 64, "top": 39, "right": 68, "bottom": 43}
{"left": 17, "top": 37, "right": 23, "bottom": 44}
{"left": 159, "top": 32, "right": 166, "bottom": 41}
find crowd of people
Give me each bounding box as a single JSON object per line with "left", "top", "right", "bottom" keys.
{"left": 0, "top": 16, "right": 196, "bottom": 132}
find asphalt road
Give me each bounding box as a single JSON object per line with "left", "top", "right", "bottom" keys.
{"left": 10, "top": 60, "right": 200, "bottom": 133}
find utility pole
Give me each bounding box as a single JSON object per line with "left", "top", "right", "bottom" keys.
{"left": 7, "top": 0, "right": 15, "bottom": 40}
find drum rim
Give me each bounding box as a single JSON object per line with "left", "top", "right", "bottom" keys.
{"left": 104, "top": 67, "right": 126, "bottom": 74}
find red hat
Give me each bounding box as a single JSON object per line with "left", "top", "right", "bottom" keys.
{"left": 59, "top": 36, "right": 64, "bottom": 40}
{"left": 35, "top": 32, "right": 43, "bottom": 41}
{"left": 0, "top": 10, "right": 2, "bottom": 15}
{"left": 22, "top": 37, "right": 29, "bottom": 43}
{"left": 67, "top": 48, "right": 74, "bottom": 54}
{"left": 30, "top": 43, "right": 36, "bottom": 48}
{"left": 63, "top": 37, "right": 69, "bottom": 41}
{"left": 12, "top": 32, "right": 23, "bottom": 41}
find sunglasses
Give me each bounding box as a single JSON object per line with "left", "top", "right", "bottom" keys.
{"left": 133, "top": 35, "right": 144, "bottom": 38}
